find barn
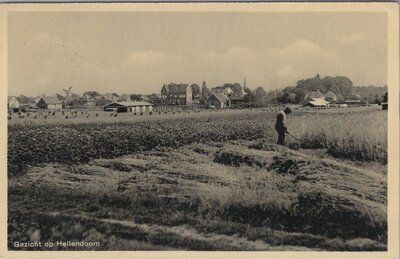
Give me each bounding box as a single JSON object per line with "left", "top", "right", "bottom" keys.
{"left": 344, "top": 100, "right": 362, "bottom": 106}
{"left": 103, "top": 101, "right": 154, "bottom": 113}
{"left": 324, "top": 91, "right": 337, "bottom": 102}
{"left": 7, "top": 96, "right": 20, "bottom": 111}
{"left": 37, "top": 97, "right": 63, "bottom": 110}
{"left": 303, "top": 98, "right": 330, "bottom": 107}
{"left": 205, "top": 93, "right": 231, "bottom": 108}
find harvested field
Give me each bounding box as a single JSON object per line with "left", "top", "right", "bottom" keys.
{"left": 8, "top": 141, "right": 387, "bottom": 250}
{"left": 8, "top": 108, "right": 387, "bottom": 251}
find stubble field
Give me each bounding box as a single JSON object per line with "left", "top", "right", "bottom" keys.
{"left": 8, "top": 107, "right": 387, "bottom": 251}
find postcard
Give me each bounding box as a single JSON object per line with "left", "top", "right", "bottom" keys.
{"left": 0, "top": 2, "right": 398, "bottom": 259}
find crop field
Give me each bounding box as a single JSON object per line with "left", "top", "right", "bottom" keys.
{"left": 8, "top": 107, "right": 387, "bottom": 251}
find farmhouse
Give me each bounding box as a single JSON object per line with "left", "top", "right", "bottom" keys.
{"left": 7, "top": 96, "right": 20, "bottom": 110}
{"left": 211, "top": 82, "right": 246, "bottom": 99}
{"left": 304, "top": 90, "right": 325, "bottom": 101}
{"left": 103, "top": 101, "right": 153, "bottom": 113}
{"left": 37, "top": 97, "right": 63, "bottom": 110}
{"left": 324, "top": 91, "right": 337, "bottom": 102}
{"left": 161, "top": 83, "right": 192, "bottom": 106}
{"left": 205, "top": 93, "right": 231, "bottom": 108}
{"left": 303, "top": 98, "right": 330, "bottom": 107}
{"left": 211, "top": 86, "right": 234, "bottom": 97}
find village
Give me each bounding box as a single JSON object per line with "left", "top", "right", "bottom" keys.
{"left": 7, "top": 75, "right": 388, "bottom": 120}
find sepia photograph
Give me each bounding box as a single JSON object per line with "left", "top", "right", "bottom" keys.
{"left": 1, "top": 3, "right": 399, "bottom": 257}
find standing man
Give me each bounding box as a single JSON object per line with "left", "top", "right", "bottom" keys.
{"left": 275, "top": 107, "right": 292, "bottom": 145}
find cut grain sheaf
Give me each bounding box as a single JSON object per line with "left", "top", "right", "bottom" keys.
{"left": 213, "top": 144, "right": 279, "bottom": 168}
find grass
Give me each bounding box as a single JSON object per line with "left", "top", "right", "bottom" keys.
{"left": 8, "top": 139, "right": 387, "bottom": 250}
{"left": 8, "top": 107, "right": 387, "bottom": 250}
{"left": 289, "top": 110, "right": 387, "bottom": 163}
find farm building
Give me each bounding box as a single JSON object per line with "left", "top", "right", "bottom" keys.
{"left": 7, "top": 96, "right": 20, "bottom": 110}
{"left": 103, "top": 101, "right": 153, "bottom": 113}
{"left": 205, "top": 93, "right": 231, "bottom": 108}
{"left": 192, "top": 93, "right": 203, "bottom": 106}
{"left": 82, "top": 92, "right": 105, "bottom": 106}
{"left": 324, "top": 91, "right": 337, "bottom": 102}
{"left": 304, "top": 90, "right": 325, "bottom": 101}
{"left": 37, "top": 97, "right": 63, "bottom": 110}
{"left": 211, "top": 81, "right": 246, "bottom": 99}
{"left": 344, "top": 100, "right": 362, "bottom": 106}
{"left": 160, "top": 83, "right": 192, "bottom": 106}
{"left": 303, "top": 98, "right": 330, "bottom": 107}
{"left": 211, "top": 86, "right": 234, "bottom": 97}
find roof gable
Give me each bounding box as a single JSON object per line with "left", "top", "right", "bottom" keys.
{"left": 104, "top": 101, "right": 154, "bottom": 107}
{"left": 325, "top": 91, "right": 336, "bottom": 97}
{"left": 307, "top": 98, "right": 329, "bottom": 106}
{"left": 208, "top": 93, "right": 229, "bottom": 103}
{"left": 43, "top": 97, "right": 62, "bottom": 104}
{"left": 165, "top": 83, "right": 189, "bottom": 93}
{"left": 8, "top": 96, "right": 18, "bottom": 102}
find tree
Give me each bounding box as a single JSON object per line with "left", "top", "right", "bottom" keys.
{"left": 191, "top": 83, "right": 201, "bottom": 99}
{"left": 243, "top": 87, "right": 255, "bottom": 102}
{"left": 254, "top": 86, "right": 267, "bottom": 100}
{"left": 293, "top": 88, "right": 306, "bottom": 103}
{"left": 288, "top": 93, "right": 297, "bottom": 103}
{"left": 336, "top": 94, "right": 345, "bottom": 103}
{"left": 382, "top": 92, "right": 388, "bottom": 103}
{"left": 148, "top": 93, "right": 161, "bottom": 105}
{"left": 226, "top": 83, "right": 245, "bottom": 97}
{"left": 130, "top": 94, "right": 143, "bottom": 101}
{"left": 83, "top": 91, "right": 101, "bottom": 98}
{"left": 296, "top": 75, "right": 353, "bottom": 98}
{"left": 17, "top": 95, "right": 35, "bottom": 104}
{"left": 119, "top": 94, "right": 129, "bottom": 102}
{"left": 374, "top": 95, "right": 383, "bottom": 105}
{"left": 201, "top": 81, "right": 211, "bottom": 98}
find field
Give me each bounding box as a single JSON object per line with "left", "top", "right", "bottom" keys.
{"left": 8, "top": 107, "right": 387, "bottom": 251}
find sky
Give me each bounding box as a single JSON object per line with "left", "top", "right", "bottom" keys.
{"left": 8, "top": 11, "right": 387, "bottom": 96}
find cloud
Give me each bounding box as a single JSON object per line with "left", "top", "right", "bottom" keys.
{"left": 340, "top": 33, "right": 368, "bottom": 44}
{"left": 115, "top": 38, "right": 339, "bottom": 91}
{"left": 10, "top": 35, "right": 379, "bottom": 96}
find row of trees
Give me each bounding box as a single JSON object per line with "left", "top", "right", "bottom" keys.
{"left": 262, "top": 74, "right": 387, "bottom": 105}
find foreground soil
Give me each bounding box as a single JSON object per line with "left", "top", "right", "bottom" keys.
{"left": 8, "top": 138, "right": 387, "bottom": 251}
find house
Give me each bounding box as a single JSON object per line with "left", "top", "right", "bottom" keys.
{"left": 192, "top": 93, "right": 203, "bottom": 106}
{"left": 7, "top": 96, "right": 20, "bottom": 110}
{"left": 205, "top": 93, "right": 231, "bottom": 108}
{"left": 303, "top": 98, "right": 330, "bottom": 107}
{"left": 304, "top": 90, "right": 325, "bottom": 101}
{"left": 160, "top": 83, "right": 192, "bottom": 106}
{"left": 324, "top": 91, "right": 337, "bottom": 102}
{"left": 103, "top": 101, "right": 153, "bottom": 113}
{"left": 211, "top": 86, "right": 234, "bottom": 97}
{"left": 82, "top": 93, "right": 105, "bottom": 106}
{"left": 37, "top": 97, "right": 63, "bottom": 110}
{"left": 211, "top": 82, "right": 246, "bottom": 99}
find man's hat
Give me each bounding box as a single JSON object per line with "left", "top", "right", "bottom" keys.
{"left": 284, "top": 107, "right": 292, "bottom": 114}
